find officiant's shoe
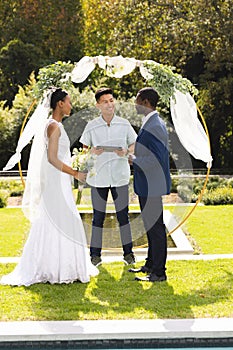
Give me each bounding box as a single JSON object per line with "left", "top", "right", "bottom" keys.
{"left": 123, "top": 253, "right": 136, "bottom": 265}
{"left": 128, "top": 265, "right": 152, "bottom": 273}
{"left": 91, "top": 256, "right": 102, "bottom": 267}
{"left": 135, "top": 273, "right": 167, "bottom": 282}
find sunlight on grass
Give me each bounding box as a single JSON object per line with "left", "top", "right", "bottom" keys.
{"left": 85, "top": 279, "right": 111, "bottom": 307}
{"left": 0, "top": 208, "right": 30, "bottom": 256}
{"left": 0, "top": 206, "right": 233, "bottom": 321}
{"left": 182, "top": 206, "right": 233, "bottom": 254}
{"left": 1, "top": 206, "right": 232, "bottom": 256}
{"left": 1, "top": 259, "right": 233, "bottom": 321}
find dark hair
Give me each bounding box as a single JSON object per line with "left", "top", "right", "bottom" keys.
{"left": 137, "top": 87, "right": 159, "bottom": 108}
{"left": 50, "top": 88, "right": 68, "bottom": 109}
{"left": 95, "top": 87, "right": 113, "bottom": 102}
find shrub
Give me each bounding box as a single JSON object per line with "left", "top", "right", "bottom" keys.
{"left": 202, "top": 187, "right": 233, "bottom": 205}
{"left": 171, "top": 175, "right": 233, "bottom": 204}
{"left": 0, "top": 180, "right": 24, "bottom": 196}
{"left": 0, "top": 180, "right": 11, "bottom": 190}
{"left": 171, "top": 177, "right": 179, "bottom": 193}
{"left": 192, "top": 175, "right": 228, "bottom": 195}
{"left": 227, "top": 177, "right": 233, "bottom": 188}
{"left": 0, "top": 189, "right": 10, "bottom": 208}
{"left": 177, "top": 184, "right": 192, "bottom": 202}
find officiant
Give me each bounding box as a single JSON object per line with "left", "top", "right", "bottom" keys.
{"left": 80, "top": 87, "right": 137, "bottom": 267}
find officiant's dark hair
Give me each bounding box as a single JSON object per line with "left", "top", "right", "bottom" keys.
{"left": 50, "top": 88, "right": 68, "bottom": 110}
{"left": 95, "top": 87, "right": 113, "bottom": 102}
{"left": 137, "top": 87, "right": 159, "bottom": 108}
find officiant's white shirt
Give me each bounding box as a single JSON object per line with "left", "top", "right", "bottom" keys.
{"left": 80, "top": 115, "right": 137, "bottom": 187}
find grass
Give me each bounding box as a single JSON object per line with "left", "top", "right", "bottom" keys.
{"left": 0, "top": 260, "right": 233, "bottom": 321}
{"left": 0, "top": 208, "right": 30, "bottom": 256}
{"left": 0, "top": 205, "right": 233, "bottom": 321}
{"left": 1, "top": 206, "right": 233, "bottom": 256}
{"left": 182, "top": 205, "right": 233, "bottom": 254}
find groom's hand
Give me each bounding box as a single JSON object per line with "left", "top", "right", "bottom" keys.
{"left": 128, "top": 154, "right": 135, "bottom": 165}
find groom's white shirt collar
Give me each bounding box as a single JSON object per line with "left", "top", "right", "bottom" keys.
{"left": 141, "top": 110, "right": 157, "bottom": 128}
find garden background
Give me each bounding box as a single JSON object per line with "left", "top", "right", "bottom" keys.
{"left": 0, "top": 0, "right": 233, "bottom": 322}
{"left": 0, "top": 0, "right": 232, "bottom": 173}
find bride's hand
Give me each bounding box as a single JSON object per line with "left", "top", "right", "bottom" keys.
{"left": 73, "top": 169, "right": 87, "bottom": 182}
{"left": 76, "top": 171, "right": 87, "bottom": 183}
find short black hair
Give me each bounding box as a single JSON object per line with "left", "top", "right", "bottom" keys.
{"left": 137, "top": 87, "right": 159, "bottom": 108}
{"left": 50, "top": 88, "right": 68, "bottom": 109}
{"left": 95, "top": 87, "right": 113, "bottom": 102}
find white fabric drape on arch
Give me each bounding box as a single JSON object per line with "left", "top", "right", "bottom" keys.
{"left": 170, "top": 90, "right": 212, "bottom": 166}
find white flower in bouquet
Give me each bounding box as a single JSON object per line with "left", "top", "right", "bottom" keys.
{"left": 72, "top": 147, "right": 96, "bottom": 176}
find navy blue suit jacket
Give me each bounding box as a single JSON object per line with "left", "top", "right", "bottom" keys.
{"left": 133, "top": 112, "right": 171, "bottom": 197}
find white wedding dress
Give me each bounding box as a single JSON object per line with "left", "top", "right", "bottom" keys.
{"left": 0, "top": 119, "right": 98, "bottom": 286}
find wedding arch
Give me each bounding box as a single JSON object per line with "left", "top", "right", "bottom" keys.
{"left": 5, "top": 55, "right": 213, "bottom": 236}
{"left": 71, "top": 56, "right": 213, "bottom": 236}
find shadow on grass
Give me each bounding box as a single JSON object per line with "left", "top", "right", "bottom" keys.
{"left": 1, "top": 261, "right": 232, "bottom": 320}
{"left": 82, "top": 262, "right": 233, "bottom": 319}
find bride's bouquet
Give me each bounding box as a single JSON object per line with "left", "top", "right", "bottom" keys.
{"left": 72, "top": 147, "right": 96, "bottom": 205}
{"left": 72, "top": 147, "right": 96, "bottom": 176}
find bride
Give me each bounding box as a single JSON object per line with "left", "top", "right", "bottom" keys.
{"left": 0, "top": 88, "right": 99, "bottom": 286}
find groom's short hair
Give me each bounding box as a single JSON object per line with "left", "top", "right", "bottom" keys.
{"left": 95, "top": 87, "right": 113, "bottom": 102}
{"left": 137, "top": 87, "right": 159, "bottom": 108}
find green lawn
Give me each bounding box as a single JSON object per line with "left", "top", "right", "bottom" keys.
{"left": 1, "top": 206, "right": 233, "bottom": 256}
{"left": 182, "top": 205, "right": 233, "bottom": 254}
{"left": 0, "top": 259, "right": 232, "bottom": 321}
{"left": 0, "top": 205, "right": 233, "bottom": 321}
{"left": 0, "top": 208, "right": 30, "bottom": 256}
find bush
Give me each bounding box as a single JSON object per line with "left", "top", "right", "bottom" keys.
{"left": 227, "top": 177, "right": 233, "bottom": 188}
{"left": 171, "top": 175, "right": 233, "bottom": 204}
{"left": 192, "top": 175, "right": 229, "bottom": 195}
{"left": 177, "top": 184, "right": 192, "bottom": 202}
{"left": 171, "top": 177, "right": 179, "bottom": 193}
{"left": 0, "top": 189, "right": 10, "bottom": 208}
{"left": 202, "top": 187, "right": 233, "bottom": 205}
{"left": 0, "top": 180, "right": 24, "bottom": 196}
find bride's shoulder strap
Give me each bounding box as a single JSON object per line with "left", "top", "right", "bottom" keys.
{"left": 45, "top": 119, "right": 61, "bottom": 138}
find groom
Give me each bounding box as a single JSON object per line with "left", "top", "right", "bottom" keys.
{"left": 129, "top": 87, "right": 171, "bottom": 282}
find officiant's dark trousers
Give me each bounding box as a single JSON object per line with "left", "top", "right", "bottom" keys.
{"left": 90, "top": 185, "right": 133, "bottom": 257}
{"left": 139, "top": 196, "right": 167, "bottom": 276}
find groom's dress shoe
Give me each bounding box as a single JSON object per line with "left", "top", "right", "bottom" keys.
{"left": 128, "top": 265, "right": 152, "bottom": 273}
{"left": 135, "top": 273, "right": 167, "bottom": 282}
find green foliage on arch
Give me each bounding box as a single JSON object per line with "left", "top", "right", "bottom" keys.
{"left": 143, "top": 61, "right": 198, "bottom": 106}
{"left": 32, "top": 58, "right": 198, "bottom": 108}
{"left": 33, "top": 61, "right": 75, "bottom": 100}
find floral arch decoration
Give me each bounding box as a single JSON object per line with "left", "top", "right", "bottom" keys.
{"left": 5, "top": 55, "right": 213, "bottom": 237}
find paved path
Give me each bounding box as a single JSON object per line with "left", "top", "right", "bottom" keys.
{"left": 0, "top": 318, "right": 233, "bottom": 346}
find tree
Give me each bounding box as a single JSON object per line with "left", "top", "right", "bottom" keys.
{"left": 0, "top": 73, "right": 36, "bottom": 170}
{"left": 82, "top": 0, "right": 233, "bottom": 170}
{"left": 0, "top": 0, "right": 84, "bottom": 102}
{"left": 0, "top": 39, "right": 41, "bottom": 102}
{"left": 0, "top": 0, "right": 232, "bottom": 170}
